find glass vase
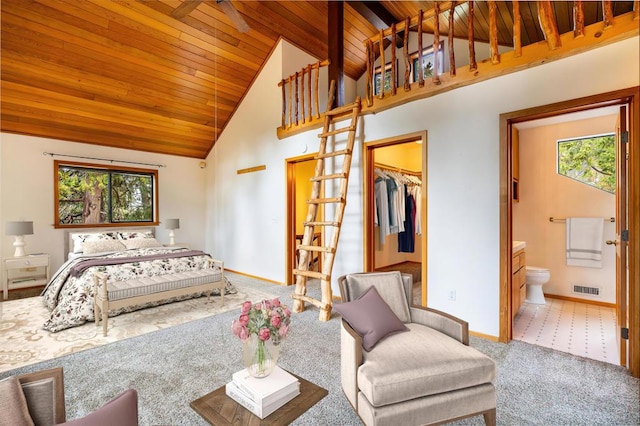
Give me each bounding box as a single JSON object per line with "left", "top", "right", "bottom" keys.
{"left": 242, "top": 334, "right": 280, "bottom": 378}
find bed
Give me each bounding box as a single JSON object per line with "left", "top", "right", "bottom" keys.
{"left": 41, "top": 228, "right": 235, "bottom": 332}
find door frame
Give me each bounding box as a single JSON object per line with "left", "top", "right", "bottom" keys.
{"left": 285, "top": 153, "right": 318, "bottom": 285}
{"left": 363, "top": 130, "right": 428, "bottom": 306}
{"left": 498, "top": 86, "right": 640, "bottom": 377}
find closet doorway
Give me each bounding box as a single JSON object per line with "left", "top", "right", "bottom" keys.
{"left": 285, "top": 153, "right": 323, "bottom": 285}
{"left": 364, "top": 131, "right": 427, "bottom": 306}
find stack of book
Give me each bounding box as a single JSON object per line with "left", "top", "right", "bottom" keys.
{"left": 225, "top": 366, "right": 300, "bottom": 419}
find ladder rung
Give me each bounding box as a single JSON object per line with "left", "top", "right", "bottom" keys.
{"left": 314, "top": 149, "right": 351, "bottom": 159}
{"left": 308, "top": 197, "right": 344, "bottom": 204}
{"left": 290, "top": 293, "right": 330, "bottom": 309}
{"left": 293, "top": 269, "right": 329, "bottom": 281}
{"left": 298, "top": 245, "right": 335, "bottom": 253}
{"left": 318, "top": 126, "right": 356, "bottom": 138}
{"left": 324, "top": 101, "right": 361, "bottom": 117}
{"left": 303, "top": 221, "right": 340, "bottom": 227}
{"left": 311, "top": 173, "right": 347, "bottom": 182}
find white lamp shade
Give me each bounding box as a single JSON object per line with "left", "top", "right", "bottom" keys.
{"left": 165, "top": 219, "right": 180, "bottom": 230}
{"left": 5, "top": 221, "right": 34, "bottom": 236}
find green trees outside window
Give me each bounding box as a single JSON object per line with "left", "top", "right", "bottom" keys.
{"left": 55, "top": 161, "right": 158, "bottom": 227}
{"left": 557, "top": 134, "right": 616, "bottom": 194}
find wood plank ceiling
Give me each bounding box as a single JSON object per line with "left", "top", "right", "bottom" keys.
{"left": 1, "top": 1, "right": 634, "bottom": 159}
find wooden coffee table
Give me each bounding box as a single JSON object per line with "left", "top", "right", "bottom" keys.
{"left": 190, "top": 371, "right": 328, "bottom": 425}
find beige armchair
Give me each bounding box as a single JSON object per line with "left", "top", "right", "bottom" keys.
{"left": 336, "top": 271, "right": 496, "bottom": 426}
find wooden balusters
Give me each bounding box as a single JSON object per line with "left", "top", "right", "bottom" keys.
{"left": 489, "top": 1, "right": 500, "bottom": 64}
{"left": 295, "top": 71, "right": 299, "bottom": 126}
{"left": 448, "top": 2, "right": 457, "bottom": 76}
{"left": 538, "top": 0, "right": 562, "bottom": 50}
{"left": 433, "top": 2, "right": 441, "bottom": 84}
{"left": 468, "top": 1, "right": 477, "bottom": 71}
{"left": 278, "top": 60, "right": 330, "bottom": 129}
{"left": 603, "top": 0, "right": 614, "bottom": 29}
{"left": 391, "top": 23, "right": 397, "bottom": 95}
{"left": 366, "top": 40, "right": 374, "bottom": 107}
{"left": 574, "top": 1, "right": 585, "bottom": 38}
{"left": 403, "top": 17, "right": 411, "bottom": 91}
{"left": 513, "top": 0, "right": 522, "bottom": 57}
{"left": 418, "top": 9, "right": 425, "bottom": 87}
{"left": 378, "top": 29, "right": 385, "bottom": 99}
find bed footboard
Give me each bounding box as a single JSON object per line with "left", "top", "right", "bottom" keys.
{"left": 93, "top": 259, "right": 225, "bottom": 336}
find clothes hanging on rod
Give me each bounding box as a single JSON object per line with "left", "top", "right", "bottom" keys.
{"left": 374, "top": 167, "right": 422, "bottom": 252}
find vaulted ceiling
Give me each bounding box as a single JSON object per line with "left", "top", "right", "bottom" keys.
{"left": 1, "top": 1, "right": 635, "bottom": 159}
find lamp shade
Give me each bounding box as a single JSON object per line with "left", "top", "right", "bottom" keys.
{"left": 5, "top": 221, "right": 34, "bottom": 236}
{"left": 165, "top": 219, "right": 180, "bottom": 230}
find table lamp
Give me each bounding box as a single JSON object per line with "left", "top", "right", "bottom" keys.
{"left": 165, "top": 219, "right": 180, "bottom": 245}
{"left": 5, "top": 221, "right": 34, "bottom": 257}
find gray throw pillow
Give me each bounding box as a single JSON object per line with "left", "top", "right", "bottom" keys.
{"left": 333, "top": 285, "right": 409, "bottom": 351}
{"left": 0, "top": 376, "right": 35, "bottom": 426}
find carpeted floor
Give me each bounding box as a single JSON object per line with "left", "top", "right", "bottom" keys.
{"left": 1, "top": 272, "right": 638, "bottom": 425}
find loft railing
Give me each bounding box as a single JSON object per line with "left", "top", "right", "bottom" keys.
{"left": 277, "top": 1, "right": 639, "bottom": 139}
{"left": 363, "top": 0, "right": 638, "bottom": 107}
{"left": 278, "top": 59, "right": 330, "bottom": 129}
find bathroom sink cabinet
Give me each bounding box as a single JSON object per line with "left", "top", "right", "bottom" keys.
{"left": 512, "top": 248, "right": 526, "bottom": 318}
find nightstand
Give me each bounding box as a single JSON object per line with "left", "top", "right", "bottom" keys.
{"left": 3, "top": 254, "right": 50, "bottom": 300}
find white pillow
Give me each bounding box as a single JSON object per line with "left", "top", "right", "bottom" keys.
{"left": 118, "top": 231, "right": 154, "bottom": 240}
{"left": 71, "top": 233, "right": 118, "bottom": 253}
{"left": 82, "top": 239, "right": 126, "bottom": 254}
{"left": 121, "top": 238, "right": 162, "bottom": 250}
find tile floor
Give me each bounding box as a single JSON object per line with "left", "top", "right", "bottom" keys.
{"left": 513, "top": 298, "right": 619, "bottom": 365}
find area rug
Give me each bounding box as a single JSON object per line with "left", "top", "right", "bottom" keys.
{"left": 0, "top": 278, "right": 276, "bottom": 373}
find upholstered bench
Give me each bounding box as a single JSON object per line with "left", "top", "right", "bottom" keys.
{"left": 93, "top": 259, "right": 225, "bottom": 336}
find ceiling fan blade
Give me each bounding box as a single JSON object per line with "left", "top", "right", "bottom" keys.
{"left": 171, "top": 0, "right": 203, "bottom": 19}
{"left": 217, "top": 0, "right": 250, "bottom": 33}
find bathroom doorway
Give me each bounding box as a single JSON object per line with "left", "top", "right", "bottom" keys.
{"left": 499, "top": 87, "right": 639, "bottom": 376}
{"left": 363, "top": 131, "right": 427, "bottom": 306}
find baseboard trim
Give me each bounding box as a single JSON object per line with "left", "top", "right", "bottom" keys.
{"left": 470, "top": 330, "right": 500, "bottom": 342}
{"left": 224, "top": 269, "right": 285, "bottom": 286}
{"left": 545, "top": 293, "right": 616, "bottom": 308}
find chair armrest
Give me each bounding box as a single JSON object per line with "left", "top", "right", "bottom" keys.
{"left": 340, "top": 320, "right": 362, "bottom": 410}
{"left": 17, "top": 367, "right": 66, "bottom": 424}
{"left": 410, "top": 306, "right": 469, "bottom": 345}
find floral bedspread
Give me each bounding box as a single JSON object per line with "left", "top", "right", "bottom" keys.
{"left": 41, "top": 247, "right": 235, "bottom": 332}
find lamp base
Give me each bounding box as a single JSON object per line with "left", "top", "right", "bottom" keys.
{"left": 13, "top": 236, "right": 26, "bottom": 257}
{"left": 169, "top": 230, "right": 175, "bottom": 246}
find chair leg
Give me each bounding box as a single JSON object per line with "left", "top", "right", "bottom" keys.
{"left": 483, "top": 408, "right": 496, "bottom": 426}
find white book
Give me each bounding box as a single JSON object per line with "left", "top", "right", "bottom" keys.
{"left": 232, "top": 366, "right": 299, "bottom": 405}
{"left": 225, "top": 380, "right": 300, "bottom": 419}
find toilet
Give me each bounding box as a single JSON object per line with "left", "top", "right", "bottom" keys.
{"left": 525, "top": 266, "right": 550, "bottom": 305}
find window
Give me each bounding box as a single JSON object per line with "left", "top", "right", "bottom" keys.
{"left": 374, "top": 62, "right": 395, "bottom": 95}
{"left": 557, "top": 134, "right": 616, "bottom": 193}
{"left": 55, "top": 160, "right": 159, "bottom": 228}
{"left": 411, "top": 42, "right": 444, "bottom": 83}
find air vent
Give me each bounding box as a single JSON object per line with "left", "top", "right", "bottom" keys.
{"left": 572, "top": 285, "right": 601, "bottom": 297}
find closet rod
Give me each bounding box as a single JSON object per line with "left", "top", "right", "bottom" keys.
{"left": 549, "top": 216, "right": 615, "bottom": 223}
{"left": 374, "top": 162, "right": 421, "bottom": 176}
{"left": 43, "top": 152, "right": 166, "bottom": 168}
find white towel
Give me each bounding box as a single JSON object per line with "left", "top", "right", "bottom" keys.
{"left": 566, "top": 217, "right": 605, "bottom": 268}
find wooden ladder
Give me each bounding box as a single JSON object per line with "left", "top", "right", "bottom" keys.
{"left": 292, "top": 84, "right": 362, "bottom": 321}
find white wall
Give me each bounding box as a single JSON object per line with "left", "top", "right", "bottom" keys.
{"left": 514, "top": 115, "right": 618, "bottom": 303}
{"left": 0, "top": 133, "right": 208, "bottom": 275}
{"left": 206, "top": 36, "right": 639, "bottom": 337}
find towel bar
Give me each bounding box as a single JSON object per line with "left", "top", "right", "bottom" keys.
{"left": 549, "top": 217, "right": 615, "bottom": 223}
